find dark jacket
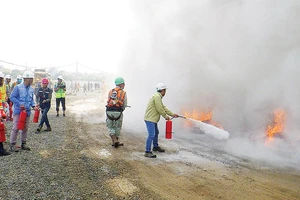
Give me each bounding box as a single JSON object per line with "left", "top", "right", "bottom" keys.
{"left": 36, "top": 87, "right": 53, "bottom": 109}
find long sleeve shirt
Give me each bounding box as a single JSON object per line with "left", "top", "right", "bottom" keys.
{"left": 10, "top": 83, "right": 35, "bottom": 116}
{"left": 144, "top": 92, "right": 174, "bottom": 123}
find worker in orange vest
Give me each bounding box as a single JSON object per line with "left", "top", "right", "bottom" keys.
{"left": 0, "top": 72, "right": 10, "bottom": 156}
{"left": 106, "top": 77, "right": 128, "bottom": 148}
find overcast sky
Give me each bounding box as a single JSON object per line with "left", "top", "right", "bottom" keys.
{"left": 0, "top": 0, "right": 134, "bottom": 73}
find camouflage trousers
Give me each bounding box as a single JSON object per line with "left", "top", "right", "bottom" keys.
{"left": 106, "top": 111, "right": 123, "bottom": 137}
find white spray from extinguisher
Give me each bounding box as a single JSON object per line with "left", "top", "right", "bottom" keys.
{"left": 185, "top": 117, "right": 230, "bottom": 140}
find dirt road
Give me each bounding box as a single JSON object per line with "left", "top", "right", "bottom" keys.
{"left": 67, "top": 92, "right": 300, "bottom": 200}
{"left": 1, "top": 91, "right": 300, "bottom": 199}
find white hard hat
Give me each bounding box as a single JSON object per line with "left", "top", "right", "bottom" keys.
{"left": 5, "top": 74, "right": 11, "bottom": 79}
{"left": 17, "top": 75, "right": 22, "bottom": 79}
{"left": 0, "top": 72, "right": 4, "bottom": 78}
{"left": 23, "top": 71, "right": 34, "bottom": 78}
{"left": 57, "top": 75, "right": 63, "bottom": 80}
{"left": 156, "top": 83, "right": 167, "bottom": 91}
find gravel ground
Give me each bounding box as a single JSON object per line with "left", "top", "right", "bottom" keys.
{"left": 0, "top": 94, "right": 154, "bottom": 200}
{"left": 1, "top": 92, "right": 300, "bottom": 200}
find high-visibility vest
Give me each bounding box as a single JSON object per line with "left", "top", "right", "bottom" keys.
{"left": 0, "top": 84, "right": 6, "bottom": 103}
{"left": 106, "top": 87, "right": 126, "bottom": 108}
{"left": 54, "top": 82, "right": 66, "bottom": 98}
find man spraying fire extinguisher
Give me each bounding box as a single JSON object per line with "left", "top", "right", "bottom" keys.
{"left": 106, "top": 77, "right": 127, "bottom": 148}
{"left": 144, "top": 83, "right": 179, "bottom": 158}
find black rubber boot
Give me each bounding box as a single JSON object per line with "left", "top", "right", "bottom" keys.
{"left": 0, "top": 142, "right": 11, "bottom": 156}
{"left": 110, "top": 135, "right": 119, "bottom": 148}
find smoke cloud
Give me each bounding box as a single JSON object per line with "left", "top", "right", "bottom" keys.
{"left": 118, "top": 0, "right": 300, "bottom": 167}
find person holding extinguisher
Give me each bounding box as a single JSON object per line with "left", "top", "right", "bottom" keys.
{"left": 36, "top": 78, "right": 53, "bottom": 133}
{"left": 0, "top": 72, "right": 10, "bottom": 156}
{"left": 106, "top": 77, "right": 128, "bottom": 148}
{"left": 144, "top": 83, "right": 178, "bottom": 158}
{"left": 9, "top": 71, "right": 38, "bottom": 152}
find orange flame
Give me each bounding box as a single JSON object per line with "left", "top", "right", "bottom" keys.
{"left": 183, "top": 110, "right": 223, "bottom": 129}
{"left": 266, "top": 109, "right": 286, "bottom": 139}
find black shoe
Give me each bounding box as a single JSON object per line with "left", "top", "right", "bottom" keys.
{"left": 21, "top": 143, "right": 31, "bottom": 151}
{"left": 144, "top": 151, "right": 157, "bottom": 158}
{"left": 111, "top": 142, "right": 124, "bottom": 147}
{"left": 44, "top": 126, "right": 52, "bottom": 132}
{"left": 63, "top": 113, "right": 66, "bottom": 117}
{"left": 153, "top": 146, "right": 165, "bottom": 152}
{"left": 0, "top": 149, "right": 11, "bottom": 156}
{"left": 36, "top": 126, "right": 42, "bottom": 133}
{"left": 113, "top": 141, "right": 119, "bottom": 148}
{"left": 56, "top": 114, "right": 59, "bottom": 117}
{"left": 116, "top": 137, "right": 123, "bottom": 146}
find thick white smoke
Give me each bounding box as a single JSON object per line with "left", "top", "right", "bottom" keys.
{"left": 118, "top": 0, "right": 300, "bottom": 166}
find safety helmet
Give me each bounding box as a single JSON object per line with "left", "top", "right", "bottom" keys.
{"left": 57, "top": 75, "right": 63, "bottom": 80}
{"left": 156, "top": 83, "right": 167, "bottom": 91}
{"left": 23, "top": 71, "right": 34, "bottom": 78}
{"left": 115, "top": 77, "right": 125, "bottom": 85}
{"left": 17, "top": 75, "right": 22, "bottom": 80}
{"left": 0, "top": 72, "right": 4, "bottom": 78}
{"left": 42, "top": 78, "right": 49, "bottom": 84}
{"left": 5, "top": 74, "right": 11, "bottom": 79}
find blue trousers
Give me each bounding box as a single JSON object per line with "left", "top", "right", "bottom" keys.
{"left": 39, "top": 107, "right": 50, "bottom": 127}
{"left": 145, "top": 121, "right": 159, "bottom": 152}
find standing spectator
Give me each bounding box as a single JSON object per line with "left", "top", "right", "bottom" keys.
{"left": 9, "top": 71, "right": 38, "bottom": 152}
{"left": 106, "top": 77, "right": 127, "bottom": 148}
{"left": 10, "top": 75, "right": 23, "bottom": 92}
{"left": 5, "top": 74, "right": 12, "bottom": 101}
{"left": 36, "top": 78, "right": 53, "bottom": 133}
{"left": 144, "top": 83, "right": 178, "bottom": 158}
{"left": 76, "top": 82, "right": 80, "bottom": 93}
{"left": 54, "top": 75, "right": 66, "bottom": 117}
{"left": 0, "top": 73, "right": 8, "bottom": 105}
{"left": 83, "top": 83, "right": 87, "bottom": 95}
{"left": 0, "top": 73, "right": 8, "bottom": 114}
{"left": 5, "top": 74, "right": 12, "bottom": 119}
{"left": 0, "top": 72, "right": 10, "bottom": 156}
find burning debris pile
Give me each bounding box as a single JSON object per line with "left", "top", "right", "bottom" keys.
{"left": 266, "top": 109, "right": 286, "bottom": 140}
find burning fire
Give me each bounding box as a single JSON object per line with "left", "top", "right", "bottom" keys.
{"left": 266, "top": 109, "right": 286, "bottom": 139}
{"left": 183, "top": 110, "right": 223, "bottom": 129}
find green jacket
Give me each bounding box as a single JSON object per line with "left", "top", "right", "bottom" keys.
{"left": 144, "top": 92, "right": 174, "bottom": 123}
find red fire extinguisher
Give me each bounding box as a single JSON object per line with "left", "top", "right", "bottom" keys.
{"left": 0, "top": 109, "right": 6, "bottom": 120}
{"left": 17, "top": 110, "right": 27, "bottom": 130}
{"left": 33, "top": 109, "right": 40, "bottom": 123}
{"left": 165, "top": 120, "right": 173, "bottom": 139}
{"left": 9, "top": 102, "right": 13, "bottom": 120}
{"left": 0, "top": 120, "right": 6, "bottom": 142}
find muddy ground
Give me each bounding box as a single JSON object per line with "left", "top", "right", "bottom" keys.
{"left": 1, "top": 91, "right": 300, "bottom": 200}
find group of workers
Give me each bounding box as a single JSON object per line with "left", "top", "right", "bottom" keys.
{"left": 1, "top": 72, "right": 176, "bottom": 159}
{"left": 105, "top": 77, "right": 178, "bottom": 158}
{"left": 0, "top": 71, "right": 66, "bottom": 156}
